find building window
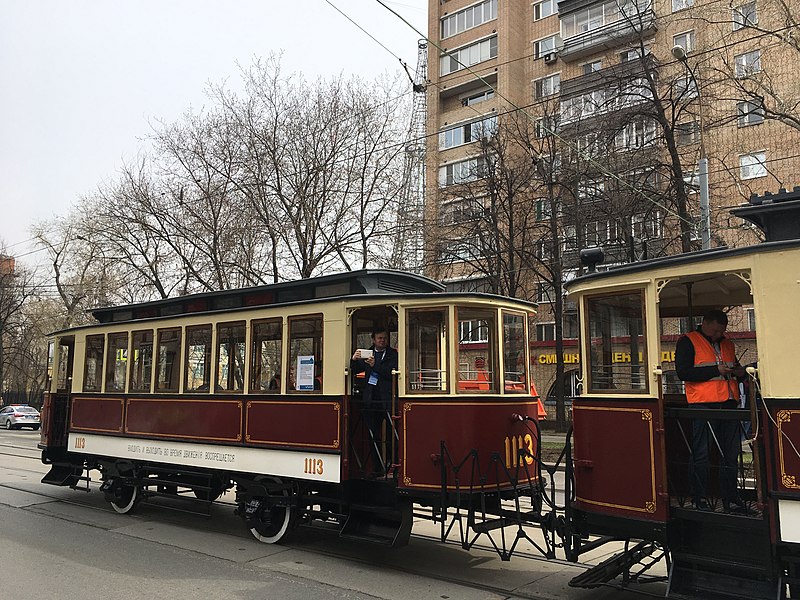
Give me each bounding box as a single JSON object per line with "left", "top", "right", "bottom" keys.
{"left": 676, "top": 121, "right": 700, "bottom": 145}
{"left": 534, "top": 0, "right": 556, "bottom": 20}
{"left": 632, "top": 211, "right": 663, "bottom": 239}
{"left": 735, "top": 50, "right": 761, "bottom": 77}
{"left": 441, "top": 0, "right": 498, "bottom": 39}
{"left": 439, "top": 115, "right": 498, "bottom": 149}
{"left": 441, "top": 36, "right": 498, "bottom": 76}
{"left": 562, "top": 0, "right": 650, "bottom": 39}
{"left": 578, "top": 179, "right": 605, "bottom": 202}
{"left": 614, "top": 119, "right": 657, "bottom": 149}
{"left": 740, "top": 151, "right": 767, "bottom": 179}
{"left": 440, "top": 197, "right": 485, "bottom": 225}
{"left": 620, "top": 45, "right": 650, "bottom": 62}
{"left": 673, "top": 30, "right": 695, "bottom": 53}
{"left": 462, "top": 88, "right": 495, "bottom": 106}
{"left": 675, "top": 75, "right": 698, "bottom": 99}
{"left": 535, "top": 115, "right": 560, "bottom": 138}
{"left": 459, "top": 317, "right": 491, "bottom": 343}
{"left": 536, "top": 323, "right": 556, "bottom": 341}
{"left": 438, "top": 156, "right": 488, "bottom": 186}
{"left": 672, "top": 0, "right": 693, "bottom": 12}
{"left": 533, "top": 35, "right": 558, "bottom": 59}
{"left": 535, "top": 198, "right": 551, "bottom": 221}
{"left": 737, "top": 100, "right": 765, "bottom": 126}
{"left": 582, "top": 60, "right": 602, "bottom": 74}
{"left": 733, "top": 1, "right": 757, "bottom": 30}
{"left": 745, "top": 307, "right": 756, "bottom": 330}
{"left": 534, "top": 73, "right": 561, "bottom": 99}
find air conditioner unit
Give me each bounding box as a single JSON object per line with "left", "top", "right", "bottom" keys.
{"left": 543, "top": 52, "right": 558, "bottom": 65}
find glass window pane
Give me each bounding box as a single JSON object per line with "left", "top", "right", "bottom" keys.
{"left": 156, "top": 328, "right": 181, "bottom": 392}
{"left": 503, "top": 312, "right": 529, "bottom": 393}
{"left": 83, "top": 334, "right": 105, "bottom": 392}
{"left": 105, "top": 333, "right": 129, "bottom": 392}
{"left": 457, "top": 308, "right": 497, "bottom": 393}
{"left": 251, "top": 319, "right": 282, "bottom": 392}
{"left": 406, "top": 308, "right": 449, "bottom": 393}
{"left": 289, "top": 315, "right": 323, "bottom": 392}
{"left": 185, "top": 325, "right": 212, "bottom": 392}
{"left": 586, "top": 292, "right": 647, "bottom": 392}
{"left": 129, "top": 330, "right": 154, "bottom": 392}
{"left": 216, "top": 322, "right": 246, "bottom": 392}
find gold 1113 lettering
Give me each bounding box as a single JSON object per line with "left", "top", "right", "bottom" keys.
{"left": 304, "top": 458, "right": 324, "bottom": 475}
{"left": 504, "top": 434, "right": 535, "bottom": 467}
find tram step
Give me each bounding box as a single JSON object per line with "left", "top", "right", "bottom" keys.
{"left": 41, "top": 464, "right": 82, "bottom": 487}
{"left": 668, "top": 554, "right": 777, "bottom": 600}
{"left": 569, "top": 540, "right": 657, "bottom": 589}
{"left": 340, "top": 502, "right": 412, "bottom": 547}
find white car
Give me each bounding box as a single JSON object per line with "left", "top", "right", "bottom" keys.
{"left": 0, "top": 405, "right": 41, "bottom": 430}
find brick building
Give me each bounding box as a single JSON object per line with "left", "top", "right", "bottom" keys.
{"left": 424, "top": 0, "right": 798, "bottom": 408}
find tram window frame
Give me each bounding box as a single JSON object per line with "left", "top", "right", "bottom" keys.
{"left": 287, "top": 314, "right": 323, "bottom": 393}
{"left": 502, "top": 310, "right": 530, "bottom": 394}
{"left": 185, "top": 325, "right": 213, "bottom": 393}
{"left": 251, "top": 318, "right": 283, "bottom": 393}
{"left": 129, "top": 329, "right": 154, "bottom": 393}
{"left": 156, "top": 328, "right": 181, "bottom": 393}
{"left": 455, "top": 306, "right": 498, "bottom": 394}
{"left": 104, "top": 332, "right": 129, "bottom": 393}
{"left": 584, "top": 290, "right": 649, "bottom": 394}
{"left": 83, "top": 334, "right": 105, "bottom": 392}
{"left": 406, "top": 307, "right": 450, "bottom": 394}
{"left": 216, "top": 321, "right": 246, "bottom": 393}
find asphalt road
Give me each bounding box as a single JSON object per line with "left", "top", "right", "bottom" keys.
{"left": 0, "top": 429, "right": 665, "bottom": 600}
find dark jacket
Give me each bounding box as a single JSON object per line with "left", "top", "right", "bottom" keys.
{"left": 351, "top": 346, "right": 398, "bottom": 406}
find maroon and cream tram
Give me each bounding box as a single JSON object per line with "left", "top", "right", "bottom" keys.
{"left": 564, "top": 188, "right": 800, "bottom": 599}
{"left": 39, "top": 270, "right": 545, "bottom": 546}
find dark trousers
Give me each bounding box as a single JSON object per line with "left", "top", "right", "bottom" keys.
{"left": 363, "top": 403, "right": 390, "bottom": 474}
{"left": 689, "top": 401, "right": 741, "bottom": 504}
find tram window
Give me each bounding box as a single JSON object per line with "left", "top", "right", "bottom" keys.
{"left": 456, "top": 308, "right": 497, "bottom": 393}
{"left": 185, "top": 325, "right": 212, "bottom": 393}
{"left": 56, "top": 339, "right": 74, "bottom": 393}
{"left": 251, "top": 319, "right": 282, "bottom": 393}
{"left": 129, "top": 330, "right": 154, "bottom": 393}
{"left": 216, "top": 321, "right": 245, "bottom": 392}
{"left": 156, "top": 328, "right": 181, "bottom": 392}
{"left": 288, "top": 315, "right": 323, "bottom": 392}
{"left": 586, "top": 292, "right": 648, "bottom": 393}
{"left": 503, "top": 312, "right": 529, "bottom": 394}
{"left": 407, "top": 308, "right": 449, "bottom": 393}
{"left": 83, "top": 334, "right": 105, "bottom": 392}
{"left": 105, "top": 333, "right": 129, "bottom": 392}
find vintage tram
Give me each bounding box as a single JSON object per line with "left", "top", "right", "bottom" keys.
{"left": 38, "top": 269, "right": 545, "bottom": 546}
{"left": 564, "top": 187, "right": 800, "bottom": 599}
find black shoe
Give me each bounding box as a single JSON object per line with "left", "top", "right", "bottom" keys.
{"left": 693, "top": 499, "right": 711, "bottom": 511}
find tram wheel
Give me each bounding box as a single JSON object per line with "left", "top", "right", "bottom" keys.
{"left": 248, "top": 477, "right": 292, "bottom": 544}
{"left": 109, "top": 482, "right": 139, "bottom": 514}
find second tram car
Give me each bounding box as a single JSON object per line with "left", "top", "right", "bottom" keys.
{"left": 39, "top": 270, "right": 545, "bottom": 546}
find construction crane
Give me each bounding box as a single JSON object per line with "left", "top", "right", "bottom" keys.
{"left": 390, "top": 39, "right": 428, "bottom": 274}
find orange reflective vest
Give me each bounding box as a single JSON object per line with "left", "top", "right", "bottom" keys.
{"left": 684, "top": 330, "right": 740, "bottom": 404}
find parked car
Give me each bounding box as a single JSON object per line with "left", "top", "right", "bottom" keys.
{"left": 0, "top": 405, "right": 41, "bottom": 430}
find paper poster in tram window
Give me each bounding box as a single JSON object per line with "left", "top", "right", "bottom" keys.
{"left": 296, "top": 355, "right": 316, "bottom": 390}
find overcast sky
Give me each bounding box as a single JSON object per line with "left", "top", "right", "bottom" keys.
{"left": 0, "top": 0, "right": 428, "bottom": 263}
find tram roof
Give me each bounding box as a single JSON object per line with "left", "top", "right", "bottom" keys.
{"left": 90, "top": 269, "right": 446, "bottom": 324}
{"left": 565, "top": 237, "right": 800, "bottom": 293}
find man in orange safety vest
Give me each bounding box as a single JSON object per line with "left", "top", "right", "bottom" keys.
{"left": 676, "top": 309, "right": 747, "bottom": 512}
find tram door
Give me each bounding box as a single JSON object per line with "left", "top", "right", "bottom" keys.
{"left": 41, "top": 336, "right": 74, "bottom": 448}
{"left": 347, "top": 307, "right": 398, "bottom": 476}
{"left": 573, "top": 290, "right": 669, "bottom": 525}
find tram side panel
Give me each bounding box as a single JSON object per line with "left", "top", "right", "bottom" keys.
{"left": 399, "top": 399, "right": 543, "bottom": 493}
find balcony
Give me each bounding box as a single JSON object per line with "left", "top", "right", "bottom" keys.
{"left": 559, "top": 8, "right": 657, "bottom": 62}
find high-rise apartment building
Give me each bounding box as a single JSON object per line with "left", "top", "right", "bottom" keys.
{"left": 425, "top": 0, "right": 800, "bottom": 403}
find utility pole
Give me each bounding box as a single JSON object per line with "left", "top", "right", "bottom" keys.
{"left": 391, "top": 40, "right": 428, "bottom": 273}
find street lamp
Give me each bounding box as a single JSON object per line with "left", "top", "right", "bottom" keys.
{"left": 672, "top": 45, "right": 711, "bottom": 250}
